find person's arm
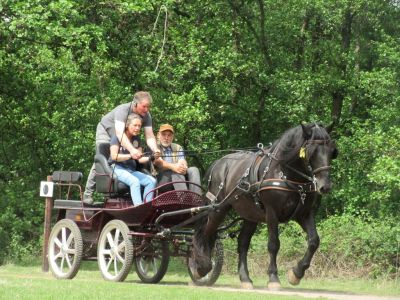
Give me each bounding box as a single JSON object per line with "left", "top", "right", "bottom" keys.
{"left": 110, "top": 144, "right": 131, "bottom": 162}
{"left": 155, "top": 158, "right": 187, "bottom": 175}
{"left": 135, "top": 147, "right": 149, "bottom": 164}
{"left": 144, "top": 127, "right": 161, "bottom": 157}
{"left": 138, "top": 157, "right": 150, "bottom": 164}
{"left": 115, "top": 120, "right": 142, "bottom": 159}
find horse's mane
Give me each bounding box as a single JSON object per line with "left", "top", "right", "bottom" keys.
{"left": 270, "top": 123, "right": 330, "bottom": 163}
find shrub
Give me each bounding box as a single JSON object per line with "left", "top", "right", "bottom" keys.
{"left": 222, "top": 214, "right": 400, "bottom": 279}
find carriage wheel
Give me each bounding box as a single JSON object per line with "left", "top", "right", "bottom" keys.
{"left": 97, "top": 220, "right": 134, "bottom": 282}
{"left": 48, "top": 219, "right": 83, "bottom": 279}
{"left": 187, "top": 239, "right": 224, "bottom": 286}
{"left": 134, "top": 239, "right": 170, "bottom": 283}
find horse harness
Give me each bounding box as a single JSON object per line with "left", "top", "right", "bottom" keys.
{"left": 206, "top": 142, "right": 323, "bottom": 217}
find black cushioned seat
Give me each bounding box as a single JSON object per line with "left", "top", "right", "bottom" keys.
{"left": 94, "top": 142, "right": 129, "bottom": 195}
{"left": 52, "top": 171, "right": 83, "bottom": 182}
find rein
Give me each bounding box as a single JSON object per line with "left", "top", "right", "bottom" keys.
{"left": 143, "top": 147, "right": 259, "bottom": 158}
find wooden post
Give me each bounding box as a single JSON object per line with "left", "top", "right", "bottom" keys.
{"left": 42, "top": 175, "right": 53, "bottom": 272}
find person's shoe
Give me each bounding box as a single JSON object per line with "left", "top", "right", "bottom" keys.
{"left": 83, "top": 197, "right": 93, "bottom": 204}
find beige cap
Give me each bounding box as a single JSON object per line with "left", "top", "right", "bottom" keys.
{"left": 159, "top": 124, "right": 174, "bottom": 133}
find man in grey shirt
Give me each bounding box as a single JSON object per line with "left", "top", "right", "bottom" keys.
{"left": 83, "top": 91, "right": 160, "bottom": 203}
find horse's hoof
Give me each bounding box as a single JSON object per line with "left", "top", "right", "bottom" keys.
{"left": 267, "top": 281, "right": 281, "bottom": 290}
{"left": 287, "top": 269, "right": 301, "bottom": 286}
{"left": 240, "top": 282, "right": 254, "bottom": 289}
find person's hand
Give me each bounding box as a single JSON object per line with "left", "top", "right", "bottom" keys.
{"left": 174, "top": 163, "right": 187, "bottom": 175}
{"left": 130, "top": 148, "right": 143, "bottom": 160}
{"left": 153, "top": 157, "right": 162, "bottom": 166}
{"left": 153, "top": 149, "right": 161, "bottom": 159}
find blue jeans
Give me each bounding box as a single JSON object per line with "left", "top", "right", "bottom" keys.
{"left": 113, "top": 165, "right": 157, "bottom": 206}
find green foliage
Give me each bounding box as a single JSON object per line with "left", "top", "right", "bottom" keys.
{"left": 0, "top": 0, "right": 399, "bottom": 265}
{"left": 224, "top": 215, "right": 400, "bottom": 277}
{"left": 319, "top": 215, "right": 400, "bottom": 277}
{"left": 0, "top": 180, "right": 43, "bottom": 264}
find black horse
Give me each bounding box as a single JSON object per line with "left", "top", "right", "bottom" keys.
{"left": 190, "top": 123, "right": 338, "bottom": 289}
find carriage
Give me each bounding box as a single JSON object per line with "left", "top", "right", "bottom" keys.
{"left": 41, "top": 122, "right": 337, "bottom": 289}
{"left": 40, "top": 164, "right": 224, "bottom": 285}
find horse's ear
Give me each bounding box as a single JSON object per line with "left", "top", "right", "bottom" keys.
{"left": 301, "top": 122, "right": 312, "bottom": 138}
{"left": 325, "top": 121, "right": 335, "bottom": 134}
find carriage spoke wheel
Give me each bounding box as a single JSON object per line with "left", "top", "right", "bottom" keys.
{"left": 134, "top": 239, "right": 169, "bottom": 283}
{"left": 187, "top": 238, "right": 224, "bottom": 286}
{"left": 48, "top": 219, "right": 83, "bottom": 279}
{"left": 97, "top": 220, "right": 133, "bottom": 282}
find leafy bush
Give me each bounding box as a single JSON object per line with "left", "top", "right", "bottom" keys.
{"left": 316, "top": 214, "right": 400, "bottom": 277}
{"left": 0, "top": 180, "right": 43, "bottom": 264}
{"left": 223, "top": 214, "right": 400, "bottom": 278}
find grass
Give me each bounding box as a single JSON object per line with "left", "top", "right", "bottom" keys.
{"left": 0, "top": 259, "right": 399, "bottom": 300}
{"left": 0, "top": 263, "right": 297, "bottom": 300}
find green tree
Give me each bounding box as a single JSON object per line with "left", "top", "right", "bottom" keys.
{"left": 0, "top": 0, "right": 399, "bottom": 263}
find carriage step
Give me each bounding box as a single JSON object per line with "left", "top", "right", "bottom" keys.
{"left": 54, "top": 199, "right": 103, "bottom": 209}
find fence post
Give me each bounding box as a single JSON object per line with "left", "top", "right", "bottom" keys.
{"left": 42, "top": 175, "right": 53, "bottom": 272}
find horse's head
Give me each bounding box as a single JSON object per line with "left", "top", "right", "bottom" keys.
{"left": 300, "top": 123, "right": 338, "bottom": 194}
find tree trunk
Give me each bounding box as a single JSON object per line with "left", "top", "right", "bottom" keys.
{"left": 331, "top": 8, "right": 353, "bottom": 124}
{"left": 296, "top": 11, "right": 311, "bottom": 70}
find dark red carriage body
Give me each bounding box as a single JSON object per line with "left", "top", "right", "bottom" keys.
{"left": 42, "top": 171, "right": 223, "bottom": 285}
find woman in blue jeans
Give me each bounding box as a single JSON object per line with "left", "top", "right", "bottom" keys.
{"left": 109, "top": 113, "right": 157, "bottom": 205}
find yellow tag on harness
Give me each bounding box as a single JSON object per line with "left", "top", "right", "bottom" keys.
{"left": 299, "top": 147, "right": 306, "bottom": 158}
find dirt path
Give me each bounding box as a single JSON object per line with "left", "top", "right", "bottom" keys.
{"left": 202, "top": 285, "right": 400, "bottom": 300}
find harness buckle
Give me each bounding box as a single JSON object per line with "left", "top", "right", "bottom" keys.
{"left": 312, "top": 175, "right": 317, "bottom": 192}
{"left": 206, "top": 191, "right": 217, "bottom": 202}
{"left": 300, "top": 192, "right": 306, "bottom": 204}
{"left": 298, "top": 185, "right": 306, "bottom": 204}
{"left": 237, "top": 180, "right": 251, "bottom": 192}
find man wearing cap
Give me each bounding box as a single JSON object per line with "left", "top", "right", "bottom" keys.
{"left": 154, "top": 124, "right": 201, "bottom": 194}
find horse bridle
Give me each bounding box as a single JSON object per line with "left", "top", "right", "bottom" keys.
{"left": 277, "top": 138, "right": 332, "bottom": 184}
{"left": 301, "top": 139, "right": 332, "bottom": 174}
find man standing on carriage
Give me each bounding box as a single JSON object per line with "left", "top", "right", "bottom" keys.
{"left": 154, "top": 124, "right": 201, "bottom": 195}
{"left": 83, "top": 91, "right": 161, "bottom": 204}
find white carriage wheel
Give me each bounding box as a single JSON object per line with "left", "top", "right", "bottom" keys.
{"left": 97, "top": 220, "right": 134, "bottom": 282}
{"left": 187, "top": 238, "right": 224, "bottom": 286}
{"left": 48, "top": 219, "right": 83, "bottom": 279}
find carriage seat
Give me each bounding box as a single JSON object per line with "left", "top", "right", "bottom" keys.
{"left": 94, "top": 143, "right": 154, "bottom": 196}
{"left": 94, "top": 143, "right": 130, "bottom": 195}
{"left": 52, "top": 171, "right": 83, "bottom": 183}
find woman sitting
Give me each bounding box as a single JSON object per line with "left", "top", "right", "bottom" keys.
{"left": 110, "top": 113, "right": 157, "bottom": 205}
